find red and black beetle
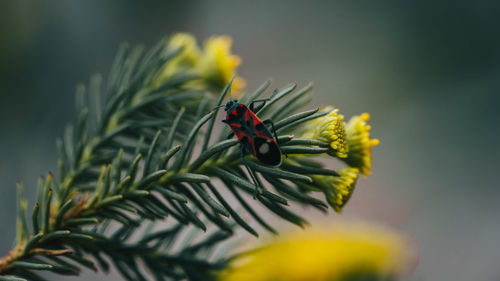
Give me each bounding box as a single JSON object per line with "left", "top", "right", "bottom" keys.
{"left": 222, "top": 80, "right": 282, "bottom": 165}
{"left": 218, "top": 78, "right": 284, "bottom": 190}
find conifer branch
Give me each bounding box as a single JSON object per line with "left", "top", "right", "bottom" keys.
{"left": 0, "top": 34, "right": 376, "bottom": 281}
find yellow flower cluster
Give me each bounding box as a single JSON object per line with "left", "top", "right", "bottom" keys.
{"left": 312, "top": 167, "right": 359, "bottom": 213}
{"left": 197, "top": 36, "right": 246, "bottom": 92}
{"left": 160, "top": 33, "right": 201, "bottom": 78}
{"left": 343, "top": 113, "right": 380, "bottom": 176}
{"left": 301, "top": 106, "right": 348, "bottom": 158}
{"left": 156, "top": 33, "right": 245, "bottom": 92}
{"left": 298, "top": 108, "right": 379, "bottom": 211}
{"left": 218, "top": 221, "right": 415, "bottom": 281}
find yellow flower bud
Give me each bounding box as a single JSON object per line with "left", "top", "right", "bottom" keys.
{"left": 168, "top": 32, "right": 202, "bottom": 66}
{"left": 155, "top": 34, "right": 245, "bottom": 93}
{"left": 197, "top": 36, "right": 246, "bottom": 93}
{"left": 343, "top": 113, "right": 380, "bottom": 176}
{"left": 301, "top": 106, "right": 348, "bottom": 158}
{"left": 157, "top": 33, "right": 202, "bottom": 81}
{"left": 312, "top": 167, "right": 359, "bottom": 213}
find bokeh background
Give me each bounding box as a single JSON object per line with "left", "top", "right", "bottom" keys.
{"left": 1, "top": 1, "right": 499, "bottom": 280}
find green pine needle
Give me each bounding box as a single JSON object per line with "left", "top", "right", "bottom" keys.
{"left": 0, "top": 35, "right": 361, "bottom": 281}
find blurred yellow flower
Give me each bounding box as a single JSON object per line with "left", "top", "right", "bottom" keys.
{"left": 197, "top": 36, "right": 246, "bottom": 93}
{"left": 301, "top": 106, "right": 348, "bottom": 158}
{"left": 219, "top": 221, "right": 416, "bottom": 281}
{"left": 157, "top": 33, "right": 201, "bottom": 81}
{"left": 169, "top": 33, "right": 201, "bottom": 66}
{"left": 343, "top": 113, "right": 380, "bottom": 176}
{"left": 312, "top": 167, "right": 359, "bottom": 213}
{"left": 155, "top": 33, "right": 245, "bottom": 92}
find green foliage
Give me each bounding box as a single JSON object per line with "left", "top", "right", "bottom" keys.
{"left": 0, "top": 36, "right": 350, "bottom": 281}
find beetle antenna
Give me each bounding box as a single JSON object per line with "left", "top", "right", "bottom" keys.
{"left": 211, "top": 104, "right": 225, "bottom": 111}
{"left": 228, "top": 75, "right": 236, "bottom": 101}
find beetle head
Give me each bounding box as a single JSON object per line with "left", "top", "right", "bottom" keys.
{"left": 224, "top": 99, "right": 239, "bottom": 112}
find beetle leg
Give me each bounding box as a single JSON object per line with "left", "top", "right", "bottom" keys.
{"left": 227, "top": 132, "right": 235, "bottom": 139}
{"left": 262, "top": 118, "right": 288, "bottom": 158}
{"left": 249, "top": 97, "right": 272, "bottom": 112}
{"left": 241, "top": 147, "right": 260, "bottom": 198}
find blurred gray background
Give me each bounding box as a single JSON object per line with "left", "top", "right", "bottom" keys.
{"left": 1, "top": 1, "right": 499, "bottom": 280}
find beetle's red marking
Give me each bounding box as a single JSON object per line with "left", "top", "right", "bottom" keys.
{"left": 255, "top": 129, "right": 273, "bottom": 141}
{"left": 228, "top": 122, "right": 242, "bottom": 129}
{"left": 235, "top": 130, "right": 246, "bottom": 140}
{"left": 253, "top": 117, "right": 260, "bottom": 127}
{"left": 245, "top": 108, "right": 276, "bottom": 143}
{"left": 223, "top": 101, "right": 281, "bottom": 166}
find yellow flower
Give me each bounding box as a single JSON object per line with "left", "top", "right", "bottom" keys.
{"left": 169, "top": 33, "right": 201, "bottom": 65}
{"left": 218, "top": 220, "right": 416, "bottom": 281}
{"left": 157, "top": 33, "right": 202, "bottom": 81}
{"left": 312, "top": 167, "right": 359, "bottom": 213}
{"left": 155, "top": 34, "right": 245, "bottom": 93}
{"left": 197, "top": 36, "right": 246, "bottom": 93}
{"left": 343, "top": 113, "right": 380, "bottom": 176}
{"left": 301, "top": 106, "right": 348, "bottom": 158}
